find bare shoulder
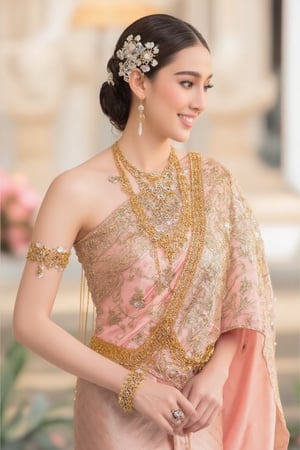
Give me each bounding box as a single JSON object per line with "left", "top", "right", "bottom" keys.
{"left": 48, "top": 146, "right": 114, "bottom": 198}
{"left": 31, "top": 147, "right": 116, "bottom": 243}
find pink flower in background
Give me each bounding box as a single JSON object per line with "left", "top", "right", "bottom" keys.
{"left": 0, "top": 168, "right": 40, "bottom": 255}
{"left": 49, "top": 432, "right": 66, "bottom": 447}
{"left": 5, "top": 201, "right": 31, "bottom": 223}
{"left": 13, "top": 173, "right": 40, "bottom": 211}
{"left": 18, "top": 185, "right": 39, "bottom": 211}
{"left": 5, "top": 225, "right": 29, "bottom": 256}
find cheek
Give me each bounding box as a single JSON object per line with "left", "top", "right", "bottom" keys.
{"left": 154, "top": 83, "right": 185, "bottom": 109}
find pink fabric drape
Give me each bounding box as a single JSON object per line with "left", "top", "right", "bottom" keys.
{"left": 74, "top": 154, "right": 289, "bottom": 449}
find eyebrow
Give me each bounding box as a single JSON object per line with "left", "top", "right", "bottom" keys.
{"left": 174, "top": 71, "right": 213, "bottom": 79}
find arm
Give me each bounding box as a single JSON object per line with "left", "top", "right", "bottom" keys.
{"left": 13, "top": 171, "right": 195, "bottom": 435}
{"left": 13, "top": 172, "right": 129, "bottom": 392}
{"left": 180, "top": 329, "right": 240, "bottom": 433}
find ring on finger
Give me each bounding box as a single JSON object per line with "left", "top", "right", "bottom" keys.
{"left": 171, "top": 408, "right": 185, "bottom": 422}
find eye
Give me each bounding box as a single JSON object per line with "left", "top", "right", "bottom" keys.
{"left": 180, "top": 80, "right": 194, "bottom": 89}
{"left": 204, "top": 83, "right": 214, "bottom": 92}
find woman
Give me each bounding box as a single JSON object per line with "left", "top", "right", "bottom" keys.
{"left": 13, "top": 13, "right": 289, "bottom": 450}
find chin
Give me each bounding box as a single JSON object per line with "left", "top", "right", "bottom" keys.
{"left": 169, "top": 132, "right": 191, "bottom": 143}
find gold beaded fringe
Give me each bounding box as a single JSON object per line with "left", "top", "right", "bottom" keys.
{"left": 79, "top": 269, "right": 95, "bottom": 344}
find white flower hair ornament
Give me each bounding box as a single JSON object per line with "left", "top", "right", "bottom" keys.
{"left": 116, "top": 34, "right": 159, "bottom": 83}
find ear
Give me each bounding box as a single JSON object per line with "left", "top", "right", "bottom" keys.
{"left": 128, "top": 69, "right": 146, "bottom": 100}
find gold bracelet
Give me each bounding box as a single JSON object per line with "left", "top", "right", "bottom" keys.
{"left": 118, "top": 370, "right": 145, "bottom": 412}
{"left": 27, "top": 241, "right": 71, "bottom": 278}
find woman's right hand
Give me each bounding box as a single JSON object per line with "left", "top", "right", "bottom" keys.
{"left": 133, "top": 379, "right": 197, "bottom": 435}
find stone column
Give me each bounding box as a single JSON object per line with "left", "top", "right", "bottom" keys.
{"left": 0, "top": 41, "right": 66, "bottom": 193}
{"left": 55, "top": 28, "right": 101, "bottom": 172}
{"left": 0, "top": 0, "right": 44, "bottom": 38}
{"left": 0, "top": 0, "right": 77, "bottom": 193}
{"left": 209, "top": 0, "right": 276, "bottom": 166}
{"left": 281, "top": 0, "right": 300, "bottom": 193}
{"left": 178, "top": 0, "right": 211, "bottom": 153}
{"left": 183, "top": 0, "right": 277, "bottom": 185}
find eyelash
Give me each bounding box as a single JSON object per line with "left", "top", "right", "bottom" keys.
{"left": 204, "top": 84, "right": 214, "bottom": 91}
{"left": 180, "top": 81, "right": 214, "bottom": 91}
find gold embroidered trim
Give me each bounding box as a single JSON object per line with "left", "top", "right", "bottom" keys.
{"left": 27, "top": 242, "right": 71, "bottom": 278}
{"left": 90, "top": 152, "right": 214, "bottom": 372}
{"left": 90, "top": 334, "right": 215, "bottom": 372}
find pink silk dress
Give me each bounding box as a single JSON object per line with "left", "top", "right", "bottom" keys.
{"left": 73, "top": 154, "right": 289, "bottom": 450}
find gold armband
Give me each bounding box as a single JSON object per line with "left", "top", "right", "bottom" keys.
{"left": 27, "top": 242, "right": 71, "bottom": 278}
{"left": 118, "top": 370, "right": 145, "bottom": 412}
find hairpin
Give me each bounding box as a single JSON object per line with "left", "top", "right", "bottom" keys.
{"left": 107, "top": 69, "right": 115, "bottom": 86}
{"left": 116, "top": 34, "right": 159, "bottom": 83}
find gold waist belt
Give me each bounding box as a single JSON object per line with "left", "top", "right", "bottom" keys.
{"left": 89, "top": 324, "right": 215, "bottom": 372}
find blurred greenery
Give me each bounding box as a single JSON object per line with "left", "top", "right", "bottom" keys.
{"left": 288, "top": 380, "right": 300, "bottom": 449}
{"left": 0, "top": 340, "right": 73, "bottom": 450}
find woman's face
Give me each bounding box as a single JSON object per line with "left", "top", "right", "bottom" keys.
{"left": 143, "top": 44, "right": 213, "bottom": 142}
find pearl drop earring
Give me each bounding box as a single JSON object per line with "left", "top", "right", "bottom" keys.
{"left": 137, "top": 102, "right": 145, "bottom": 137}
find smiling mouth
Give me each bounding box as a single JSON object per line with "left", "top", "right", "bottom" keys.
{"left": 178, "top": 114, "right": 195, "bottom": 127}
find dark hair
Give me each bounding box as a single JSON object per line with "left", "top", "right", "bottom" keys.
{"left": 99, "top": 13, "right": 210, "bottom": 131}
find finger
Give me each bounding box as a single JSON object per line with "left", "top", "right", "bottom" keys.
{"left": 181, "top": 379, "right": 193, "bottom": 398}
{"left": 195, "top": 394, "right": 219, "bottom": 419}
{"left": 168, "top": 408, "right": 187, "bottom": 431}
{"left": 174, "top": 407, "right": 196, "bottom": 430}
{"left": 184, "top": 405, "right": 219, "bottom": 433}
{"left": 167, "top": 392, "right": 197, "bottom": 429}
{"left": 163, "top": 409, "right": 188, "bottom": 436}
{"left": 178, "top": 392, "right": 197, "bottom": 418}
{"left": 182, "top": 382, "right": 202, "bottom": 411}
{"left": 183, "top": 380, "right": 204, "bottom": 409}
{"left": 159, "top": 416, "right": 177, "bottom": 436}
{"left": 183, "top": 397, "right": 215, "bottom": 430}
{"left": 165, "top": 391, "right": 196, "bottom": 432}
{"left": 168, "top": 421, "right": 186, "bottom": 436}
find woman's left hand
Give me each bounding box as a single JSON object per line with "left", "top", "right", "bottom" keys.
{"left": 178, "top": 365, "right": 226, "bottom": 434}
{"left": 179, "top": 330, "right": 240, "bottom": 434}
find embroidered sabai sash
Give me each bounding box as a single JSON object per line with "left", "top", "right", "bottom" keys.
{"left": 88, "top": 152, "right": 215, "bottom": 373}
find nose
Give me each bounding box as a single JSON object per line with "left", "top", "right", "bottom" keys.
{"left": 190, "top": 86, "right": 208, "bottom": 114}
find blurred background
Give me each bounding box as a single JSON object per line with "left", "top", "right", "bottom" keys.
{"left": 0, "top": 0, "right": 299, "bottom": 449}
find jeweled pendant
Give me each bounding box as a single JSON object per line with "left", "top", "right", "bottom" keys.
{"left": 108, "top": 175, "right": 120, "bottom": 184}
{"left": 37, "top": 265, "right": 44, "bottom": 278}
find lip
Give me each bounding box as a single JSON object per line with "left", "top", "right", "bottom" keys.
{"left": 178, "top": 114, "right": 197, "bottom": 129}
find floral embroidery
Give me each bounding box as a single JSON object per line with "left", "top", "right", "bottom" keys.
{"left": 130, "top": 288, "right": 146, "bottom": 309}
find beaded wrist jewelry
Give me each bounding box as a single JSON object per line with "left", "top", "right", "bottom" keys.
{"left": 118, "top": 370, "right": 145, "bottom": 412}
{"left": 27, "top": 241, "right": 71, "bottom": 278}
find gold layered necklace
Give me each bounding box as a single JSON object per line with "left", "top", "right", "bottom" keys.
{"left": 112, "top": 142, "right": 192, "bottom": 288}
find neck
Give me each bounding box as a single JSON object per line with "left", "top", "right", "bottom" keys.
{"left": 117, "top": 132, "right": 172, "bottom": 173}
